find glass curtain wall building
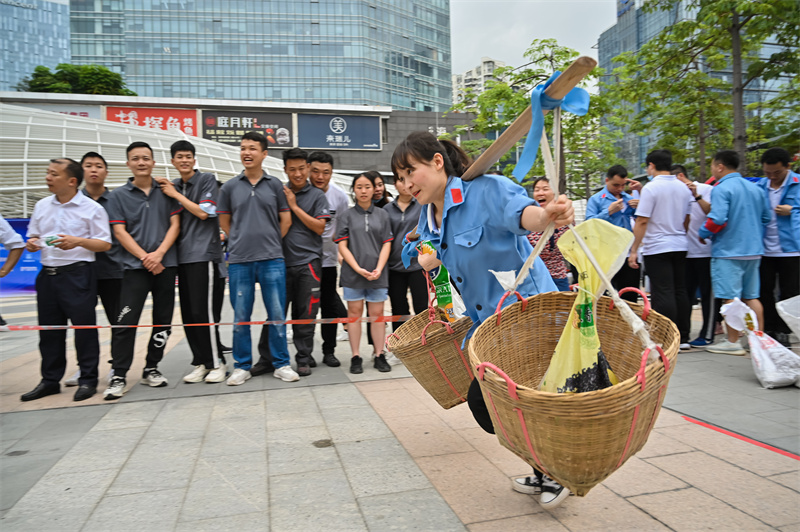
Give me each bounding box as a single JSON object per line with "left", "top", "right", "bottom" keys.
{"left": 1, "top": 0, "right": 71, "bottom": 91}
{"left": 70, "top": 0, "right": 452, "bottom": 111}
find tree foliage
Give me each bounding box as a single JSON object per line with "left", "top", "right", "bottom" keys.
{"left": 14, "top": 64, "right": 137, "bottom": 96}
{"left": 604, "top": 0, "right": 800, "bottom": 177}
{"left": 448, "top": 39, "right": 622, "bottom": 198}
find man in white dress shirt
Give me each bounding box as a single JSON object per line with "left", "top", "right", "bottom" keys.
{"left": 22, "top": 158, "right": 111, "bottom": 402}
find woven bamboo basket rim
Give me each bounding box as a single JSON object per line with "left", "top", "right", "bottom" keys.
{"left": 386, "top": 308, "right": 473, "bottom": 354}
{"left": 468, "top": 291, "right": 679, "bottom": 402}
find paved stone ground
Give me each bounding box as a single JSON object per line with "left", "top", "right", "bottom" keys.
{"left": 0, "top": 292, "right": 798, "bottom": 531}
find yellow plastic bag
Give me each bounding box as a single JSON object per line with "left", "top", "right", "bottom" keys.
{"left": 539, "top": 219, "right": 633, "bottom": 393}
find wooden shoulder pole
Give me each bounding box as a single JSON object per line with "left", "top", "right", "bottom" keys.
{"left": 461, "top": 56, "right": 597, "bottom": 181}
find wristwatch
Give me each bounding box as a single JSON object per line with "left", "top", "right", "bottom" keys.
{"left": 695, "top": 195, "right": 703, "bottom": 202}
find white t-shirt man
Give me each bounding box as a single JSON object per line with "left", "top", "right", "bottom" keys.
{"left": 635, "top": 175, "right": 693, "bottom": 256}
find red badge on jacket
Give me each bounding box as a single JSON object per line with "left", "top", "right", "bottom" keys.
{"left": 451, "top": 188, "right": 463, "bottom": 203}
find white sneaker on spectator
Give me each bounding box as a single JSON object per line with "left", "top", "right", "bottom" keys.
{"left": 337, "top": 330, "right": 349, "bottom": 342}
{"left": 385, "top": 352, "right": 403, "bottom": 366}
{"left": 141, "top": 368, "right": 168, "bottom": 387}
{"left": 707, "top": 339, "right": 746, "bottom": 356}
{"left": 539, "top": 476, "right": 570, "bottom": 509}
{"left": 273, "top": 365, "right": 300, "bottom": 382}
{"left": 286, "top": 328, "right": 294, "bottom": 340}
{"left": 205, "top": 365, "right": 227, "bottom": 383}
{"left": 64, "top": 370, "right": 80, "bottom": 387}
{"left": 183, "top": 365, "right": 210, "bottom": 383}
{"left": 226, "top": 368, "right": 251, "bottom": 386}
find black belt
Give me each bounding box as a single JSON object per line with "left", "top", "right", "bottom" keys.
{"left": 43, "top": 261, "right": 89, "bottom": 276}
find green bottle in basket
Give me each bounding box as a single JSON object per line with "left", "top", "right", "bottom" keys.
{"left": 417, "top": 241, "right": 457, "bottom": 323}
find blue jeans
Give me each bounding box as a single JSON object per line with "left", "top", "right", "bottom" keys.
{"left": 229, "top": 260, "right": 290, "bottom": 370}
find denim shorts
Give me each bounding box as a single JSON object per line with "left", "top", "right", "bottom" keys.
{"left": 711, "top": 257, "right": 760, "bottom": 300}
{"left": 342, "top": 287, "right": 389, "bottom": 302}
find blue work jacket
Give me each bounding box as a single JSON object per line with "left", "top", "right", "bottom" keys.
{"left": 403, "top": 175, "right": 556, "bottom": 335}
{"left": 757, "top": 171, "right": 800, "bottom": 253}
{"left": 698, "top": 172, "right": 771, "bottom": 257}
{"left": 585, "top": 186, "right": 635, "bottom": 231}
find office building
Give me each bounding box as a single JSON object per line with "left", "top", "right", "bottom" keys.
{"left": 1, "top": 0, "right": 71, "bottom": 91}
{"left": 70, "top": 0, "right": 452, "bottom": 111}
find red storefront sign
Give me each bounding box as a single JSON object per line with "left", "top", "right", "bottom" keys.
{"left": 106, "top": 107, "right": 197, "bottom": 136}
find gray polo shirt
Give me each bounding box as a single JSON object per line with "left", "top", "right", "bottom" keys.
{"left": 173, "top": 171, "right": 224, "bottom": 265}
{"left": 82, "top": 187, "right": 124, "bottom": 280}
{"left": 107, "top": 178, "right": 182, "bottom": 270}
{"left": 218, "top": 171, "right": 289, "bottom": 264}
{"left": 283, "top": 182, "right": 330, "bottom": 267}
{"left": 321, "top": 183, "right": 350, "bottom": 268}
{"left": 384, "top": 198, "right": 422, "bottom": 272}
{"left": 334, "top": 204, "right": 393, "bottom": 289}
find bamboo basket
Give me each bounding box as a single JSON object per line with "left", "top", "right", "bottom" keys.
{"left": 468, "top": 290, "right": 679, "bottom": 496}
{"left": 386, "top": 307, "right": 474, "bottom": 409}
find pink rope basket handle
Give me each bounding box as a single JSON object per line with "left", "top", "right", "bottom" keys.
{"left": 494, "top": 291, "right": 527, "bottom": 326}
{"left": 608, "top": 287, "right": 651, "bottom": 321}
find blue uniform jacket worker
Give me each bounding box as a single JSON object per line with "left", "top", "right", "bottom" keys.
{"left": 403, "top": 174, "right": 556, "bottom": 333}
{"left": 585, "top": 187, "right": 636, "bottom": 231}
{"left": 757, "top": 170, "right": 800, "bottom": 253}
{"left": 698, "top": 172, "right": 772, "bottom": 257}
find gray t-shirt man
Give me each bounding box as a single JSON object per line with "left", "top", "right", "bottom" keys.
{"left": 217, "top": 172, "right": 289, "bottom": 264}
{"left": 107, "top": 178, "right": 182, "bottom": 270}
{"left": 283, "top": 182, "right": 330, "bottom": 266}
{"left": 172, "top": 171, "right": 223, "bottom": 265}
{"left": 321, "top": 183, "right": 350, "bottom": 268}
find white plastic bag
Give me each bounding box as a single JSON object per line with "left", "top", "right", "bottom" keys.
{"left": 749, "top": 330, "right": 800, "bottom": 389}
{"left": 776, "top": 295, "right": 800, "bottom": 338}
{"left": 720, "top": 298, "right": 800, "bottom": 389}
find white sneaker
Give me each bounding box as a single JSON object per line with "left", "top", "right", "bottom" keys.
{"left": 679, "top": 343, "right": 692, "bottom": 351}
{"left": 273, "top": 365, "right": 300, "bottom": 382}
{"left": 384, "top": 352, "right": 402, "bottom": 366}
{"left": 226, "top": 368, "right": 251, "bottom": 386}
{"left": 706, "top": 339, "right": 746, "bottom": 356}
{"left": 103, "top": 376, "right": 126, "bottom": 400}
{"left": 337, "top": 330, "right": 349, "bottom": 342}
{"left": 183, "top": 365, "right": 210, "bottom": 383}
{"left": 140, "top": 368, "right": 168, "bottom": 387}
{"left": 64, "top": 370, "right": 80, "bottom": 387}
{"left": 205, "top": 365, "right": 227, "bottom": 383}
{"left": 286, "top": 328, "right": 294, "bottom": 340}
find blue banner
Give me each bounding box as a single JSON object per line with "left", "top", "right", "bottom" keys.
{"left": 0, "top": 219, "right": 39, "bottom": 296}
{"left": 297, "top": 114, "right": 381, "bottom": 150}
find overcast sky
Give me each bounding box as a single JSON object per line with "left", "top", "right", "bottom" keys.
{"left": 450, "top": 0, "right": 618, "bottom": 74}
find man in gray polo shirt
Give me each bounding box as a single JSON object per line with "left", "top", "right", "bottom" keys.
{"left": 104, "top": 141, "right": 182, "bottom": 400}
{"left": 255, "top": 148, "right": 330, "bottom": 377}
{"left": 218, "top": 132, "right": 300, "bottom": 385}
{"left": 157, "top": 140, "right": 228, "bottom": 384}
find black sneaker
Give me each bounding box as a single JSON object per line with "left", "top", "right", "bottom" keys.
{"left": 322, "top": 353, "right": 341, "bottom": 367}
{"left": 297, "top": 364, "right": 311, "bottom": 377}
{"left": 512, "top": 475, "right": 543, "bottom": 495}
{"left": 350, "top": 356, "right": 363, "bottom": 374}
{"left": 539, "top": 476, "right": 570, "bottom": 509}
{"left": 374, "top": 353, "right": 391, "bottom": 373}
{"left": 250, "top": 359, "right": 275, "bottom": 376}
{"left": 308, "top": 357, "right": 317, "bottom": 368}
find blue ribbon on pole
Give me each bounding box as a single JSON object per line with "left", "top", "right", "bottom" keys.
{"left": 511, "top": 71, "right": 591, "bottom": 182}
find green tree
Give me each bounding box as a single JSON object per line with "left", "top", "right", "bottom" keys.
{"left": 14, "top": 64, "right": 137, "bottom": 96}
{"left": 606, "top": 0, "right": 800, "bottom": 176}
{"left": 449, "top": 39, "right": 621, "bottom": 198}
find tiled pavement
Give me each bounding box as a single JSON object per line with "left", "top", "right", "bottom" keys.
{"left": 0, "top": 293, "right": 798, "bottom": 531}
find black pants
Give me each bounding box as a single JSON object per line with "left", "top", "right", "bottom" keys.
{"left": 388, "top": 269, "right": 429, "bottom": 331}
{"left": 179, "top": 261, "right": 223, "bottom": 369}
{"left": 685, "top": 257, "right": 718, "bottom": 341}
{"left": 644, "top": 251, "right": 690, "bottom": 343}
{"left": 97, "top": 278, "right": 122, "bottom": 324}
{"left": 36, "top": 263, "right": 99, "bottom": 387}
{"left": 320, "top": 265, "right": 347, "bottom": 356}
{"left": 259, "top": 260, "right": 322, "bottom": 366}
{"left": 212, "top": 263, "right": 227, "bottom": 354}
{"left": 111, "top": 267, "right": 176, "bottom": 378}
{"left": 611, "top": 260, "right": 640, "bottom": 303}
{"left": 760, "top": 256, "right": 800, "bottom": 334}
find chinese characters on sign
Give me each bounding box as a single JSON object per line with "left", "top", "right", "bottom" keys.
{"left": 201, "top": 111, "right": 293, "bottom": 146}
{"left": 297, "top": 114, "right": 380, "bottom": 150}
{"left": 106, "top": 107, "right": 197, "bottom": 136}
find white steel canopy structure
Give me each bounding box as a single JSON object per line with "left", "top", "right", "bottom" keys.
{"left": 0, "top": 103, "right": 354, "bottom": 218}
